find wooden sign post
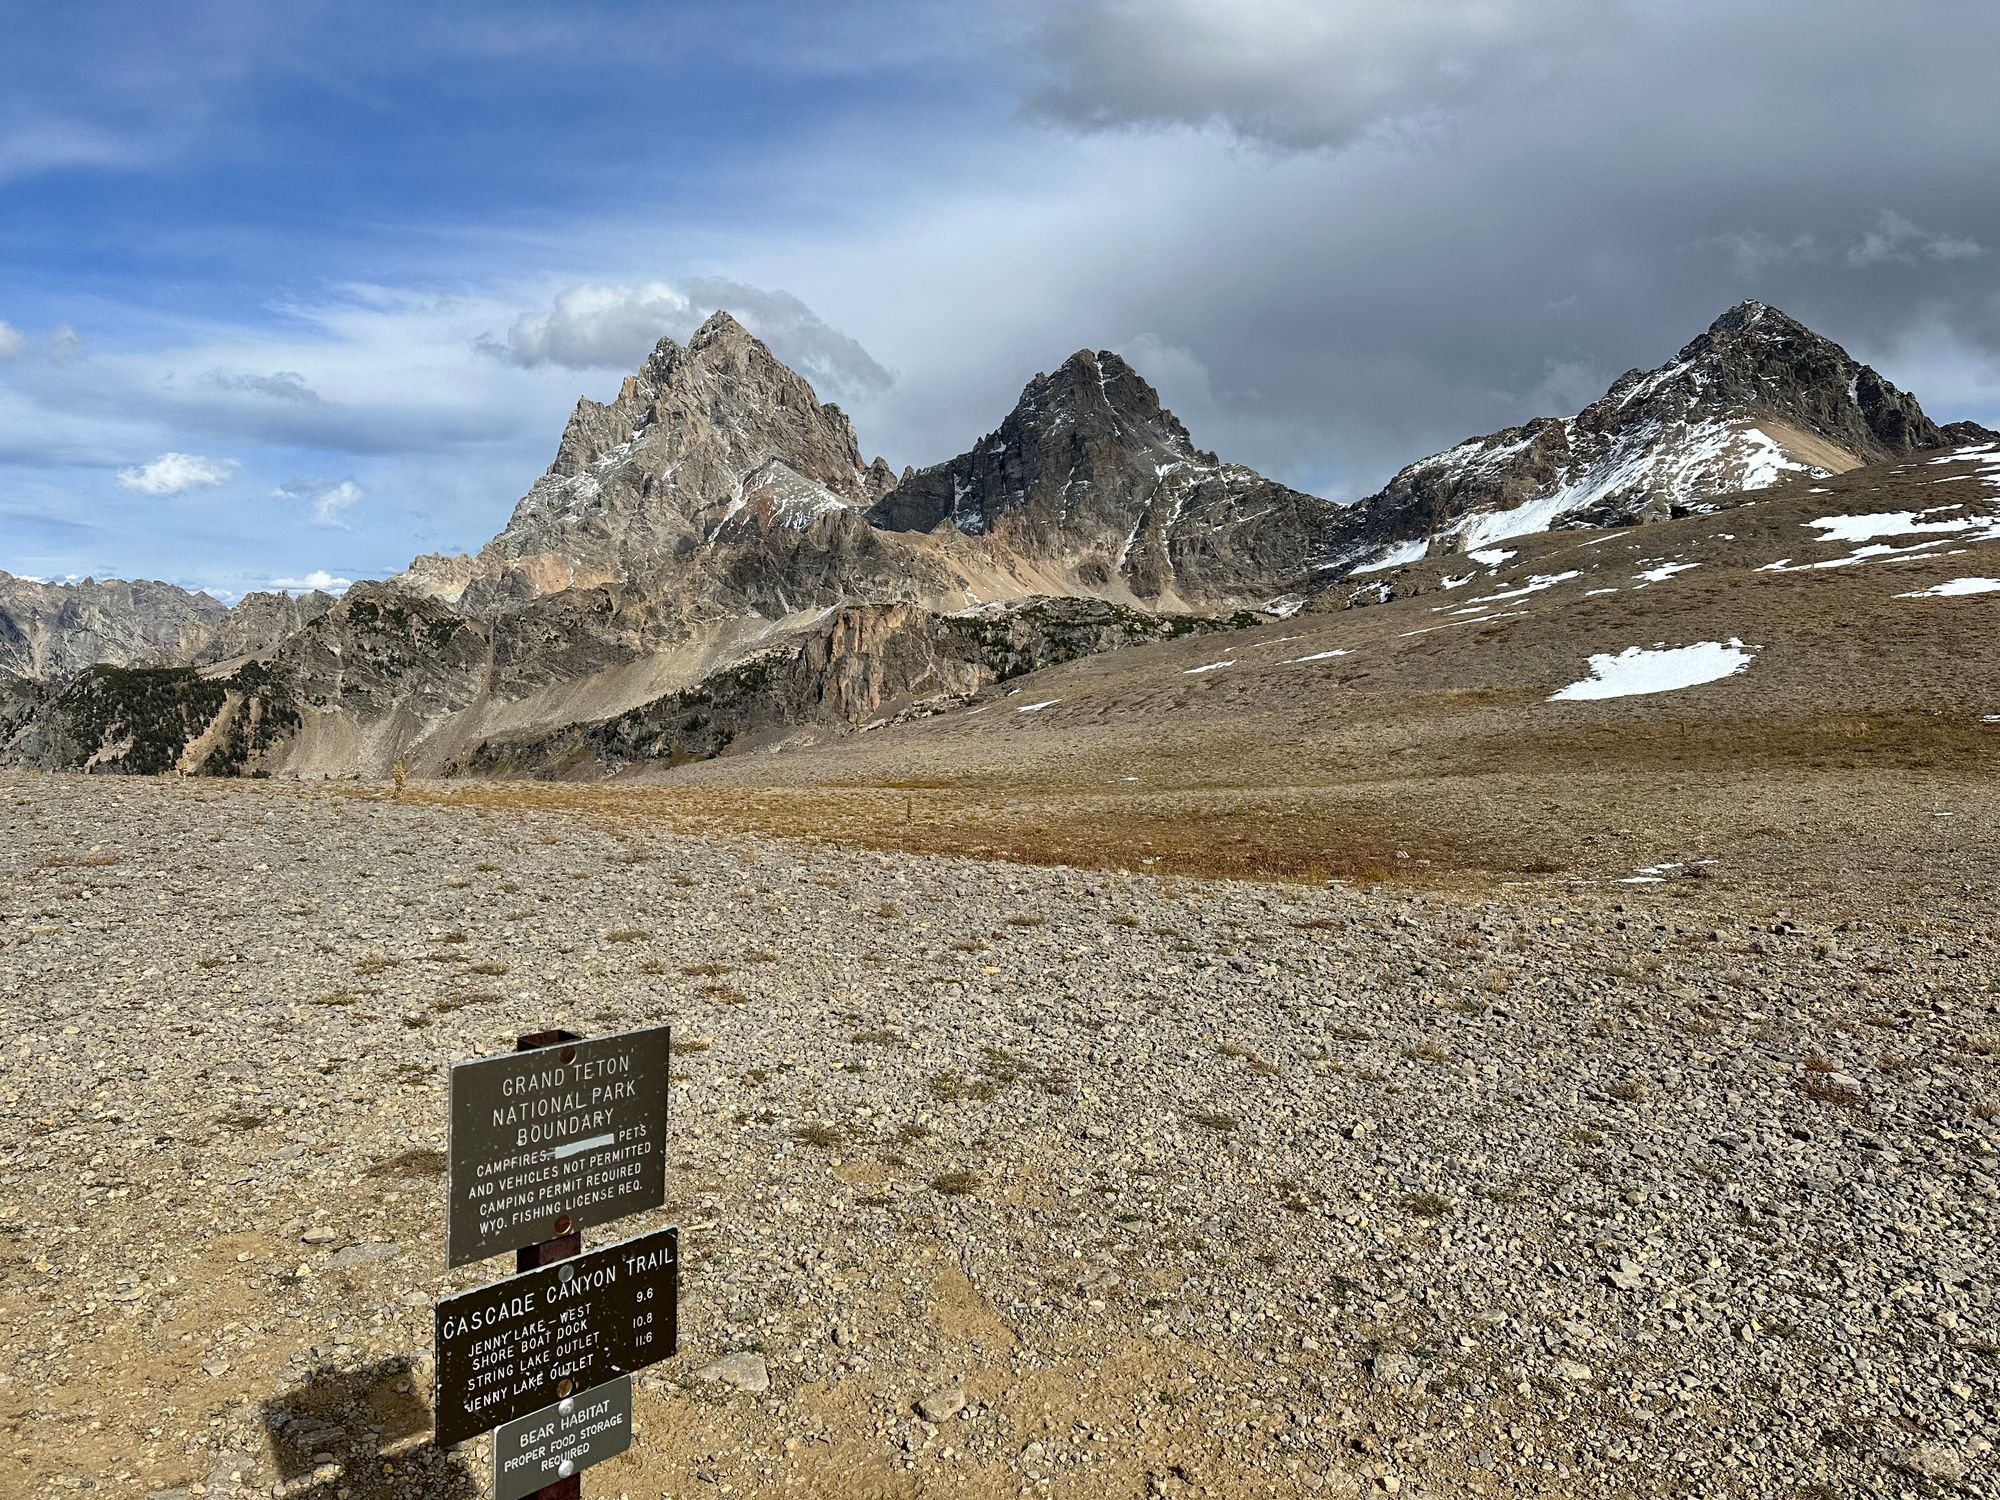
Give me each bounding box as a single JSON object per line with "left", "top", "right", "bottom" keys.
{"left": 433, "top": 1024, "right": 679, "bottom": 1495}
{"left": 515, "top": 1029, "right": 583, "bottom": 1500}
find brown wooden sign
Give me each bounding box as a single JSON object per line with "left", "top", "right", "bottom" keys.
{"left": 446, "top": 1024, "right": 670, "bottom": 1267}
{"left": 433, "top": 1225, "right": 678, "bottom": 1447}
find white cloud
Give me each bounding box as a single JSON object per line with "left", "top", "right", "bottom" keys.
{"left": 1706, "top": 230, "right": 1820, "bottom": 278}
{"left": 485, "top": 277, "right": 893, "bottom": 396}
{"left": 1524, "top": 357, "right": 1607, "bottom": 415}
{"left": 116, "top": 451, "right": 238, "bottom": 495}
{"left": 0, "top": 320, "right": 25, "bottom": 359}
{"left": 487, "top": 281, "right": 693, "bottom": 369}
{"left": 272, "top": 477, "right": 362, "bottom": 526}
{"left": 48, "top": 322, "right": 86, "bottom": 364}
{"left": 0, "top": 118, "right": 155, "bottom": 182}
{"left": 268, "top": 570, "right": 351, "bottom": 594}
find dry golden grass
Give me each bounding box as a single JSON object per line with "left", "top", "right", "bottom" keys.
{"left": 321, "top": 778, "right": 1476, "bottom": 883}
{"left": 33, "top": 853, "right": 121, "bottom": 870}
{"left": 1796, "top": 1075, "right": 1868, "bottom": 1111}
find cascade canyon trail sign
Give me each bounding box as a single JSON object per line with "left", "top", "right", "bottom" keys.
{"left": 493, "top": 1376, "right": 634, "bottom": 1500}
{"left": 433, "top": 1224, "right": 679, "bottom": 1447}
{"left": 446, "top": 1023, "right": 671, "bottom": 1267}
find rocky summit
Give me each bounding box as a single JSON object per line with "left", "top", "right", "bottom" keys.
{"left": 868, "top": 348, "right": 1335, "bottom": 606}
{"left": 1326, "top": 300, "right": 1961, "bottom": 569}
{"left": 397, "top": 311, "right": 902, "bottom": 611}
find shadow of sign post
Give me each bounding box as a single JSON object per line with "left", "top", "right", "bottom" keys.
{"left": 261, "top": 1356, "right": 479, "bottom": 1499}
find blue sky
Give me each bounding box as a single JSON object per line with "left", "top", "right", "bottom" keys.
{"left": 4, "top": 0, "right": 1998, "bottom": 599}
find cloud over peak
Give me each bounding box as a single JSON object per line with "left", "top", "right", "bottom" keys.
{"left": 484, "top": 277, "right": 893, "bottom": 397}
{"left": 1847, "top": 210, "right": 1985, "bottom": 267}
{"left": 115, "top": 451, "right": 237, "bottom": 495}
{"left": 267, "top": 569, "right": 351, "bottom": 594}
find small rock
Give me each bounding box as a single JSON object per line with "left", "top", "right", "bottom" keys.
{"left": 916, "top": 1384, "right": 966, "bottom": 1423}
{"left": 693, "top": 1351, "right": 770, "bottom": 1395}
{"left": 1889, "top": 1444, "right": 1965, "bottom": 1483}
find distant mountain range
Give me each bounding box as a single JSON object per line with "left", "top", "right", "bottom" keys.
{"left": 3, "top": 302, "right": 1991, "bottom": 776}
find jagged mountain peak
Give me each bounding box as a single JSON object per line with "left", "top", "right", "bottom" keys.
{"left": 690, "top": 306, "right": 752, "bottom": 346}
{"left": 1707, "top": 297, "right": 1794, "bottom": 334}
{"left": 1326, "top": 301, "right": 1953, "bottom": 570}
{"left": 868, "top": 343, "right": 1329, "bottom": 604}
{"left": 622, "top": 308, "right": 804, "bottom": 407}
{"left": 994, "top": 348, "right": 1203, "bottom": 462}
{"left": 459, "top": 310, "right": 890, "bottom": 596}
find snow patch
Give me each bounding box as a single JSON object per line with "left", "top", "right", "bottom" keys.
{"left": 1896, "top": 577, "right": 2000, "bottom": 598}
{"left": 1446, "top": 421, "right": 1818, "bottom": 552}
{"left": 1634, "top": 562, "right": 1700, "bottom": 585}
{"left": 1549, "top": 640, "right": 1760, "bottom": 701}
{"left": 1284, "top": 649, "right": 1352, "bottom": 664}
{"left": 1015, "top": 699, "right": 1062, "bottom": 714}
{"left": 1805, "top": 507, "right": 1985, "bottom": 544}
{"left": 1351, "top": 536, "right": 1430, "bottom": 574}
{"left": 1461, "top": 570, "right": 1579, "bottom": 607}
{"left": 1184, "top": 659, "right": 1237, "bottom": 675}
{"left": 1761, "top": 539, "right": 1968, "bottom": 572}
{"left": 1400, "top": 609, "right": 1528, "bottom": 637}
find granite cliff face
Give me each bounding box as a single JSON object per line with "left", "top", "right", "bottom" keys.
{"left": 448, "top": 596, "right": 1258, "bottom": 778}
{"left": 189, "top": 589, "right": 339, "bottom": 667}
{"left": 0, "top": 571, "right": 228, "bottom": 681}
{"left": 1326, "top": 301, "right": 1959, "bottom": 570}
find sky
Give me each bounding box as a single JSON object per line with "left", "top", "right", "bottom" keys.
{"left": 3, "top": 0, "right": 1997, "bottom": 600}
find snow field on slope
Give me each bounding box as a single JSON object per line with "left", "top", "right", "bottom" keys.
{"left": 1548, "top": 640, "right": 1761, "bottom": 701}
{"left": 1895, "top": 578, "right": 2000, "bottom": 599}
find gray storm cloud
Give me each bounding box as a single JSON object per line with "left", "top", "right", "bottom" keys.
{"left": 1005, "top": 0, "right": 2000, "bottom": 497}
{"left": 1031, "top": 0, "right": 1597, "bottom": 151}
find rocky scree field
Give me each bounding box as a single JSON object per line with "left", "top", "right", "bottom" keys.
{"left": 0, "top": 773, "right": 1995, "bottom": 1498}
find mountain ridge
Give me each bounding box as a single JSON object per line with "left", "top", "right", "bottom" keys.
{"left": 1324, "top": 299, "right": 1960, "bottom": 569}
{"left": 3, "top": 300, "right": 1990, "bottom": 779}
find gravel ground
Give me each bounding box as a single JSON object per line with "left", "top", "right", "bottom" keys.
{"left": 0, "top": 773, "right": 1995, "bottom": 1499}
